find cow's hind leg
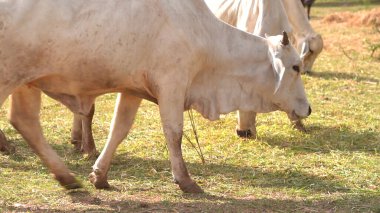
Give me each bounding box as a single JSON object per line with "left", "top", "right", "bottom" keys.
{"left": 71, "top": 104, "right": 97, "bottom": 157}
{"left": 236, "top": 110, "right": 257, "bottom": 138}
{"left": 90, "top": 93, "right": 141, "bottom": 189}
{"left": 9, "top": 86, "right": 81, "bottom": 189}
{"left": 71, "top": 113, "right": 83, "bottom": 151}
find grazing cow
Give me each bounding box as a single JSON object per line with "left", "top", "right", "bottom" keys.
{"left": 0, "top": 0, "right": 311, "bottom": 192}
{"left": 206, "top": 0, "right": 322, "bottom": 138}
{"left": 206, "top": 0, "right": 323, "bottom": 73}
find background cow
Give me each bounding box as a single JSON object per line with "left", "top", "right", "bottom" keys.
{"left": 206, "top": 0, "right": 322, "bottom": 138}
{"left": 301, "top": 0, "right": 316, "bottom": 19}
{"left": 0, "top": 0, "right": 310, "bottom": 193}
{"left": 206, "top": 0, "right": 323, "bottom": 74}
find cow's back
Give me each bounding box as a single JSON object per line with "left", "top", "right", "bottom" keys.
{"left": 1, "top": 0, "right": 218, "bottom": 96}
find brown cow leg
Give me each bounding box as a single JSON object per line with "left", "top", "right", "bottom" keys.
{"left": 90, "top": 93, "right": 141, "bottom": 189}
{"left": 307, "top": 6, "right": 311, "bottom": 20}
{"left": 9, "top": 86, "right": 81, "bottom": 189}
{"left": 0, "top": 129, "right": 15, "bottom": 155}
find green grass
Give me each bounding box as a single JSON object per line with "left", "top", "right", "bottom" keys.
{"left": 1, "top": 1, "right": 380, "bottom": 212}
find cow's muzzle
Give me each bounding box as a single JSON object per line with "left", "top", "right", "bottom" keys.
{"left": 291, "top": 106, "right": 312, "bottom": 120}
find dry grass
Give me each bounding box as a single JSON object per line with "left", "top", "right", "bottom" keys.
{"left": 323, "top": 8, "right": 380, "bottom": 27}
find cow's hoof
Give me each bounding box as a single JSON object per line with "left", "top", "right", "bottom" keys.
{"left": 179, "top": 181, "right": 204, "bottom": 193}
{"left": 236, "top": 129, "right": 256, "bottom": 138}
{"left": 54, "top": 174, "right": 82, "bottom": 189}
{"left": 0, "top": 143, "right": 16, "bottom": 155}
{"left": 89, "top": 172, "right": 110, "bottom": 189}
{"left": 63, "top": 181, "right": 83, "bottom": 190}
{"left": 292, "top": 120, "right": 307, "bottom": 133}
{"left": 71, "top": 140, "right": 82, "bottom": 151}
{"left": 0, "top": 133, "right": 15, "bottom": 155}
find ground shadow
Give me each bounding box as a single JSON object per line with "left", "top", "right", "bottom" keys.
{"left": 2, "top": 190, "right": 380, "bottom": 212}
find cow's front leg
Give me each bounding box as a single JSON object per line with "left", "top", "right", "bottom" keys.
{"left": 158, "top": 95, "right": 203, "bottom": 193}
{"left": 9, "top": 86, "right": 81, "bottom": 189}
{"left": 0, "top": 129, "right": 15, "bottom": 155}
{"left": 236, "top": 110, "right": 257, "bottom": 138}
{"left": 90, "top": 93, "right": 141, "bottom": 189}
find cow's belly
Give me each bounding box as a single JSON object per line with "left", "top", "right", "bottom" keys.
{"left": 29, "top": 69, "right": 158, "bottom": 102}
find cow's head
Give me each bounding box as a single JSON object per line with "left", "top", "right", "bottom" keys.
{"left": 266, "top": 31, "right": 311, "bottom": 121}
{"left": 299, "top": 34, "right": 323, "bottom": 73}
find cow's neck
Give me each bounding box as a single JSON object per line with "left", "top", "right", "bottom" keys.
{"left": 282, "top": 0, "right": 316, "bottom": 40}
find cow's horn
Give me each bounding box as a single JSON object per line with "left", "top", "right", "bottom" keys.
{"left": 281, "top": 31, "right": 289, "bottom": 46}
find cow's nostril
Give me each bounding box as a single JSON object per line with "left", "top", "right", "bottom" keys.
{"left": 308, "top": 106, "right": 312, "bottom": 116}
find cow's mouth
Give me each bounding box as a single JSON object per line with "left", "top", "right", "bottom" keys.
{"left": 290, "top": 107, "right": 312, "bottom": 121}
{"left": 290, "top": 110, "right": 303, "bottom": 121}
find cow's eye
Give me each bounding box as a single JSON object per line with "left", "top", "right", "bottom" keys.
{"left": 293, "top": 65, "right": 300, "bottom": 73}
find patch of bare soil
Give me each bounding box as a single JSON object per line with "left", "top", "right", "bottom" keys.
{"left": 323, "top": 8, "right": 380, "bottom": 27}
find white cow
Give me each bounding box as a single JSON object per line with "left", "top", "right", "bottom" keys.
{"left": 206, "top": 0, "right": 321, "bottom": 138}
{"left": 0, "top": 0, "right": 310, "bottom": 193}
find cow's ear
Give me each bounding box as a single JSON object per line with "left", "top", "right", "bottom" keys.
{"left": 268, "top": 50, "right": 285, "bottom": 93}
{"left": 272, "top": 58, "right": 285, "bottom": 93}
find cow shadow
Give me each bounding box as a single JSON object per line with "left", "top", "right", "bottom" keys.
{"left": 61, "top": 155, "right": 351, "bottom": 194}
{"left": 307, "top": 70, "right": 379, "bottom": 83}
{"left": 258, "top": 123, "right": 379, "bottom": 154}
{"left": 3, "top": 186, "right": 380, "bottom": 212}
{"left": 3, "top": 150, "right": 350, "bottom": 194}
{"left": 1, "top": 135, "right": 378, "bottom": 212}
